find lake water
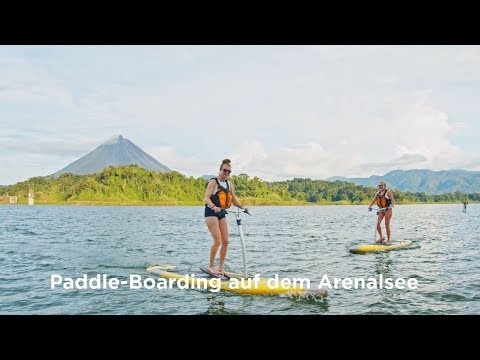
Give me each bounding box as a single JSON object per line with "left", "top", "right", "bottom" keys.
{"left": 1, "top": 204, "right": 479, "bottom": 315}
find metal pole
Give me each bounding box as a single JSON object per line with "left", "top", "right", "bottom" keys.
{"left": 236, "top": 212, "right": 248, "bottom": 278}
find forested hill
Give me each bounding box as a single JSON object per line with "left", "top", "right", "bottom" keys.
{"left": 0, "top": 165, "right": 477, "bottom": 205}
{"left": 328, "top": 169, "right": 480, "bottom": 195}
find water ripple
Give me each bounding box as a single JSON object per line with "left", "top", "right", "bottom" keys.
{"left": 0, "top": 204, "right": 479, "bottom": 314}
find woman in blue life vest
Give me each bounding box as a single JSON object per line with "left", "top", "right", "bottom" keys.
{"left": 368, "top": 181, "right": 395, "bottom": 245}
{"left": 203, "top": 159, "right": 248, "bottom": 276}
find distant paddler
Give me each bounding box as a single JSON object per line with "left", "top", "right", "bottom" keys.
{"left": 368, "top": 181, "right": 395, "bottom": 245}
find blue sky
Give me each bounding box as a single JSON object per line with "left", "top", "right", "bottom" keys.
{"left": 1, "top": 45, "right": 480, "bottom": 184}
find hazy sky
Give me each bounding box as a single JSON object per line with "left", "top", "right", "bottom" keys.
{"left": 1, "top": 45, "right": 480, "bottom": 184}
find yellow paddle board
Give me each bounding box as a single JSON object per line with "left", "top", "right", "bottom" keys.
{"left": 146, "top": 265, "right": 328, "bottom": 298}
{"left": 349, "top": 240, "right": 412, "bottom": 254}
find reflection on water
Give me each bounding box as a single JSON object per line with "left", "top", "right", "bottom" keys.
{"left": 374, "top": 253, "right": 393, "bottom": 276}
{"left": 205, "top": 296, "right": 227, "bottom": 315}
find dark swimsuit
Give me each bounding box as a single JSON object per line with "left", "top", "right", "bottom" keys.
{"left": 205, "top": 178, "right": 229, "bottom": 220}
{"left": 204, "top": 205, "right": 226, "bottom": 219}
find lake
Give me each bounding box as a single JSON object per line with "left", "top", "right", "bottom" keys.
{"left": 1, "top": 204, "right": 478, "bottom": 314}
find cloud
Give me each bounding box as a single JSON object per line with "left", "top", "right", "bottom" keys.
{"left": 462, "top": 160, "right": 480, "bottom": 170}
{"left": 147, "top": 146, "right": 217, "bottom": 176}
{"left": 360, "top": 153, "right": 429, "bottom": 175}
{"left": 227, "top": 140, "right": 361, "bottom": 181}
{"left": 1, "top": 153, "right": 67, "bottom": 184}
{"left": 224, "top": 91, "right": 465, "bottom": 180}
{"left": 0, "top": 136, "right": 101, "bottom": 157}
{"left": 396, "top": 153, "right": 428, "bottom": 163}
{"left": 0, "top": 55, "right": 73, "bottom": 106}
{"left": 1, "top": 45, "right": 480, "bottom": 184}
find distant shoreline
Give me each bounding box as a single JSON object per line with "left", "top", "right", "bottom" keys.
{"left": 0, "top": 198, "right": 475, "bottom": 206}
{"left": 2, "top": 165, "right": 477, "bottom": 208}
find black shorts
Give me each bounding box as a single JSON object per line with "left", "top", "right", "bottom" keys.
{"left": 204, "top": 206, "right": 226, "bottom": 220}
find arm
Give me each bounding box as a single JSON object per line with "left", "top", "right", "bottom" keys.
{"left": 388, "top": 191, "right": 395, "bottom": 207}
{"left": 368, "top": 194, "right": 377, "bottom": 210}
{"left": 203, "top": 180, "right": 221, "bottom": 213}
{"left": 230, "top": 182, "right": 247, "bottom": 210}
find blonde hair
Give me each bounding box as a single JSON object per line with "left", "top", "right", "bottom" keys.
{"left": 378, "top": 181, "right": 387, "bottom": 189}
{"left": 220, "top": 158, "right": 231, "bottom": 170}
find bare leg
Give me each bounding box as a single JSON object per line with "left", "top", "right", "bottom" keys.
{"left": 217, "top": 218, "right": 229, "bottom": 273}
{"left": 376, "top": 212, "right": 385, "bottom": 243}
{"left": 205, "top": 217, "right": 222, "bottom": 274}
{"left": 384, "top": 209, "right": 393, "bottom": 244}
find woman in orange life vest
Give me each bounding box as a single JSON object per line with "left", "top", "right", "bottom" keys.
{"left": 368, "top": 181, "right": 396, "bottom": 245}
{"left": 203, "top": 159, "right": 248, "bottom": 276}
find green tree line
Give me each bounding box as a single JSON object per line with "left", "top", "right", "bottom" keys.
{"left": 0, "top": 165, "right": 478, "bottom": 205}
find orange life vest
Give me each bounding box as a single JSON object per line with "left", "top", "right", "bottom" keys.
{"left": 210, "top": 178, "right": 233, "bottom": 209}
{"left": 376, "top": 190, "right": 391, "bottom": 208}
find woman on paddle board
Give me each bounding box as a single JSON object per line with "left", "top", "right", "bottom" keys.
{"left": 368, "top": 181, "right": 395, "bottom": 245}
{"left": 203, "top": 159, "right": 248, "bottom": 276}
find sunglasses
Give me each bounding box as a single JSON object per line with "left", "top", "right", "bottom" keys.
{"left": 378, "top": 185, "right": 384, "bottom": 187}
{"left": 223, "top": 169, "right": 232, "bottom": 174}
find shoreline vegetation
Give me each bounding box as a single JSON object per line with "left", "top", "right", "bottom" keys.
{"left": 0, "top": 165, "right": 478, "bottom": 206}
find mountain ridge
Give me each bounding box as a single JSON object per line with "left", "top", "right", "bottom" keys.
{"left": 327, "top": 169, "right": 480, "bottom": 194}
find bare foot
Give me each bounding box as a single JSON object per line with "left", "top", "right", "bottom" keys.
{"left": 217, "top": 268, "right": 231, "bottom": 278}
{"left": 208, "top": 266, "right": 220, "bottom": 275}
{"left": 384, "top": 241, "right": 392, "bottom": 246}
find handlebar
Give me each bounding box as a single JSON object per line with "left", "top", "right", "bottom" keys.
{"left": 225, "top": 208, "right": 251, "bottom": 216}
